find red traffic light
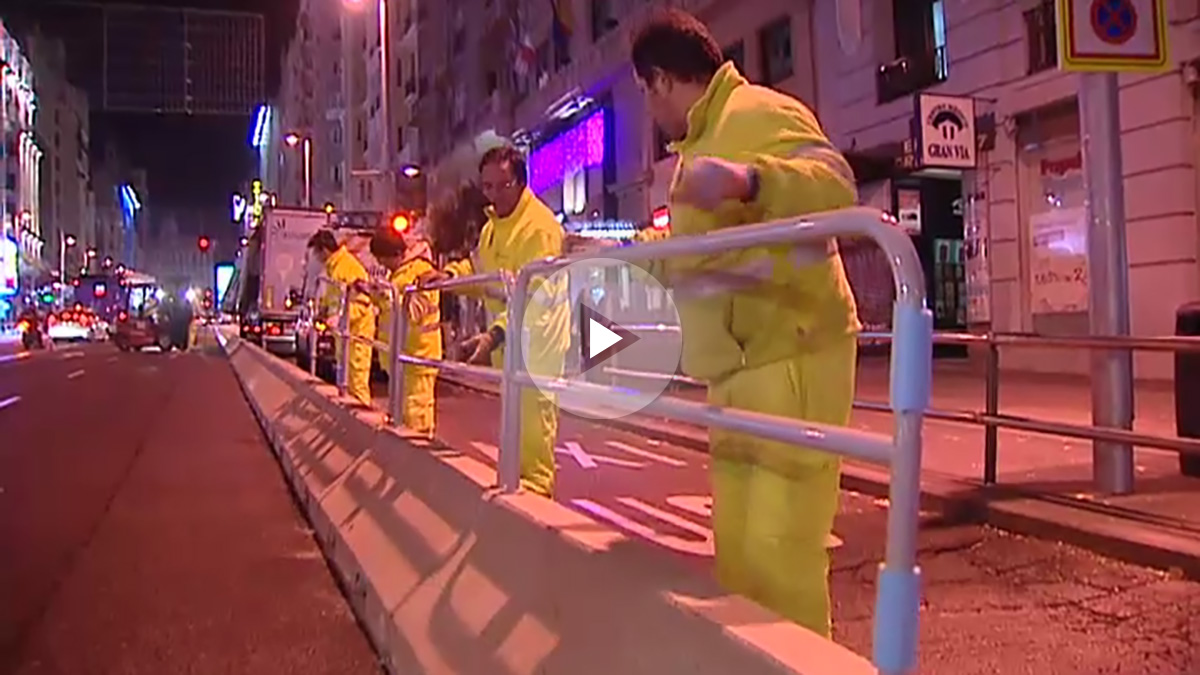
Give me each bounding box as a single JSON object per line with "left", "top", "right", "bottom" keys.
{"left": 390, "top": 214, "right": 410, "bottom": 233}
{"left": 198, "top": 236, "right": 211, "bottom": 251}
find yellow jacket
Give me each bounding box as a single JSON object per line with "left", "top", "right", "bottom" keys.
{"left": 376, "top": 244, "right": 443, "bottom": 362}
{"left": 444, "top": 188, "right": 569, "bottom": 370}
{"left": 654, "top": 63, "right": 861, "bottom": 381}
{"left": 320, "top": 245, "right": 372, "bottom": 316}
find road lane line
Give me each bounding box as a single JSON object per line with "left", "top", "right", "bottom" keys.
{"left": 0, "top": 353, "right": 31, "bottom": 365}
{"left": 557, "top": 441, "right": 597, "bottom": 469}
{"left": 572, "top": 498, "right": 713, "bottom": 556}
{"left": 0, "top": 395, "right": 20, "bottom": 410}
{"left": 67, "top": 369, "right": 85, "bottom": 380}
{"left": 60, "top": 351, "right": 85, "bottom": 360}
{"left": 106, "top": 356, "right": 119, "bottom": 363}
{"left": 605, "top": 440, "right": 687, "bottom": 467}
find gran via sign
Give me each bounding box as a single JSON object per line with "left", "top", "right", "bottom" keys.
{"left": 914, "top": 93, "right": 978, "bottom": 170}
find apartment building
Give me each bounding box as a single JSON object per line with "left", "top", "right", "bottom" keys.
{"left": 25, "top": 31, "right": 96, "bottom": 276}
{"left": 802, "top": 0, "right": 1200, "bottom": 378}
{"left": 0, "top": 19, "right": 43, "bottom": 302}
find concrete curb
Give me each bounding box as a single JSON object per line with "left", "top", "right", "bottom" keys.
{"left": 438, "top": 373, "right": 1200, "bottom": 579}
{"left": 215, "top": 332, "right": 881, "bottom": 675}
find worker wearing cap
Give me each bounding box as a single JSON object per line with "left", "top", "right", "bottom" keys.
{"left": 421, "top": 147, "right": 568, "bottom": 497}
{"left": 308, "top": 230, "right": 376, "bottom": 406}
{"left": 369, "top": 224, "right": 442, "bottom": 437}
{"left": 623, "top": 10, "right": 861, "bottom": 637}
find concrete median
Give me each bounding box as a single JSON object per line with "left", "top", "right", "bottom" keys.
{"left": 217, "top": 333, "right": 877, "bottom": 675}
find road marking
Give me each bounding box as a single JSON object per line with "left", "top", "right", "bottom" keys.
{"left": 106, "top": 356, "right": 119, "bottom": 363}
{"left": 60, "top": 351, "right": 84, "bottom": 360}
{"left": 0, "top": 353, "right": 31, "bottom": 365}
{"left": 606, "top": 440, "right": 687, "bottom": 467}
{"left": 67, "top": 369, "right": 85, "bottom": 380}
{"left": 0, "top": 395, "right": 20, "bottom": 411}
{"left": 557, "top": 441, "right": 597, "bottom": 469}
{"left": 572, "top": 497, "right": 714, "bottom": 556}
{"left": 591, "top": 454, "right": 647, "bottom": 469}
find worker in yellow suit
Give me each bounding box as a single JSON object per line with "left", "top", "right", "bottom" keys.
{"left": 307, "top": 230, "right": 376, "bottom": 406}
{"left": 369, "top": 227, "right": 442, "bottom": 437}
{"left": 626, "top": 9, "right": 861, "bottom": 637}
{"left": 421, "top": 147, "right": 569, "bottom": 497}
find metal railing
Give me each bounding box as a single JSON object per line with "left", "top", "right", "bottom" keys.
{"left": 304, "top": 207, "right": 931, "bottom": 675}
{"left": 605, "top": 325, "right": 1200, "bottom": 489}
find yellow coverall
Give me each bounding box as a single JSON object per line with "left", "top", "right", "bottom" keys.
{"left": 444, "top": 188, "right": 569, "bottom": 497}
{"left": 321, "top": 246, "right": 376, "bottom": 406}
{"left": 650, "top": 62, "right": 861, "bottom": 637}
{"left": 376, "top": 246, "right": 442, "bottom": 437}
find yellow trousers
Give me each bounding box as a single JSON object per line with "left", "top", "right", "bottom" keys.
{"left": 381, "top": 359, "right": 438, "bottom": 438}
{"left": 337, "top": 310, "right": 376, "bottom": 406}
{"left": 492, "top": 346, "right": 558, "bottom": 497}
{"left": 708, "top": 336, "right": 856, "bottom": 638}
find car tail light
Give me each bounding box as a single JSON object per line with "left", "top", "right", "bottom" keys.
{"left": 118, "top": 311, "right": 128, "bottom": 322}
{"left": 17, "top": 320, "right": 28, "bottom": 332}
{"left": 267, "top": 324, "right": 282, "bottom": 335}
{"left": 253, "top": 324, "right": 262, "bottom": 333}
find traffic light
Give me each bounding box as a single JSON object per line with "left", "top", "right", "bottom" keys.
{"left": 390, "top": 213, "right": 411, "bottom": 234}
{"left": 198, "top": 236, "right": 211, "bottom": 252}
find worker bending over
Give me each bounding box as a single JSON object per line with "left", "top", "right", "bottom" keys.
{"left": 421, "top": 146, "right": 569, "bottom": 497}
{"left": 307, "top": 230, "right": 376, "bottom": 406}
{"left": 627, "top": 9, "right": 861, "bottom": 637}
{"left": 368, "top": 228, "right": 442, "bottom": 437}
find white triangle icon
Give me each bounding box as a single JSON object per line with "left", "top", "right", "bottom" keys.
{"left": 588, "top": 318, "right": 623, "bottom": 358}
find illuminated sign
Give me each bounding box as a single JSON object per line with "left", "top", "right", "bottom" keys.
{"left": 215, "top": 263, "right": 235, "bottom": 307}
{"left": 652, "top": 206, "right": 670, "bottom": 230}
{"left": 0, "top": 237, "right": 16, "bottom": 296}
{"left": 250, "top": 105, "right": 270, "bottom": 148}
{"left": 232, "top": 193, "right": 247, "bottom": 222}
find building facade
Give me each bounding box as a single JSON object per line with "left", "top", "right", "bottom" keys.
{"left": 0, "top": 19, "right": 43, "bottom": 310}
{"left": 26, "top": 31, "right": 95, "bottom": 280}
{"left": 804, "top": 0, "right": 1200, "bottom": 379}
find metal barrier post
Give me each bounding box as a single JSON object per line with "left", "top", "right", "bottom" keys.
{"left": 335, "top": 285, "right": 349, "bottom": 397}
{"left": 498, "top": 269, "right": 531, "bottom": 493}
{"left": 387, "top": 292, "right": 410, "bottom": 427}
{"left": 983, "top": 336, "right": 1000, "bottom": 485}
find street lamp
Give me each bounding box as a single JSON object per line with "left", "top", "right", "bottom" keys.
{"left": 58, "top": 234, "right": 76, "bottom": 304}
{"left": 285, "top": 132, "right": 313, "bottom": 208}
{"left": 344, "top": 0, "right": 392, "bottom": 202}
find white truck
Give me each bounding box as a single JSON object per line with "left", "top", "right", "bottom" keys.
{"left": 234, "top": 207, "right": 329, "bottom": 355}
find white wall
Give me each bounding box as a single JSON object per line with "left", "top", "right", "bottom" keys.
{"left": 810, "top": 0, "right": 1200, "bottom": 379}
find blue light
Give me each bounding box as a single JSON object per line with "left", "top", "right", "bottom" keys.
{"left": 250, "top": 104, "right": 270, "bottom": 148}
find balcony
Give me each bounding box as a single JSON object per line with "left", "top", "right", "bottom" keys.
{"left": 876, "top": 46, "right": 947, "bottom": 104}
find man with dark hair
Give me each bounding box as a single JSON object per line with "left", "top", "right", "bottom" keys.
{"left": 307, "top": 228, "right": 376, "bottom": 405}
{"left": 420, "top": 146, "right": 568, "bottom": 497}
{"left": 628, "top": 8, "right": 861, "bottom": 637}
{"left": 369, "top": 228, "right": 441, "bottom": 437}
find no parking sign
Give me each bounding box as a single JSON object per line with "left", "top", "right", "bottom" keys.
{"left": 1057, "top": 0, "right": 1168, "bottom": 71}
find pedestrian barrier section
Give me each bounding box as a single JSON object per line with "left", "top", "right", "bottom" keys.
{"left": 226, "top": 206, "right": 933, "bottom": 675}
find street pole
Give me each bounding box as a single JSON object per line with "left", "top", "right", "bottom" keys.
{"left": 303, "top": 137, "right": 313, "bottom": 208}
{"left": 1079, "top": 71, "right": 1135, "bottom": 495}
{"left": 377, "top": 0, "right": 391, "bottom": 208}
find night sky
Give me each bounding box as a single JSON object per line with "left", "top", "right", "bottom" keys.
{"left": 2, "top": 0, "right": 297, "bottom": 235}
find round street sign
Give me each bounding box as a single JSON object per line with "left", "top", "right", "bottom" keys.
{"left": 1090, "top": 0, "right": 1138, "bottom": 46}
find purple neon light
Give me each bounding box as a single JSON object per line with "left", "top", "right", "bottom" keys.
{"left": 528, "top": 110, "right": 605, "bottom": 195}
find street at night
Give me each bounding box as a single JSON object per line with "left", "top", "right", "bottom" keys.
{"left": 0, "top": 336, "right": 380, "bottom": 675}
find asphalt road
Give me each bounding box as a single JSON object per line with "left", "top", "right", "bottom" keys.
{"left": 0, "top": 337, "right": 380, "bottom": 675}
{"left": 407, "top": 381, "right": 1200, "bottom": 675}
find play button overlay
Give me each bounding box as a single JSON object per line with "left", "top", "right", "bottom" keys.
{"left": 580, "top": 305, "right": 640, "bottom": 373}
{"left": 521, "top": 257, "right": 683, "bottom": 420}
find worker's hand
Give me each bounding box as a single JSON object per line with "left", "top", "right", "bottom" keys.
{"left": 461, "top": 331, "right": 495, "bottom": 365}
{"left": 417, "top": 269, "right": 450, "bottom": 287}
{"left": 674, "top": 156, "right": 754, "bottom": 211}
{"left": 350, "top": 279, "right": 373, "bottom": 296}
{"left": 405, "top": 293, "right": 435, "bottom": 323}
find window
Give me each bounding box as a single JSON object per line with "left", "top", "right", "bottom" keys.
{"left": 591, "top": 0, "right": 617, "bottom": 42}
{"left": 757, "top": 17, "right": 793, "bottom": 85}
{"left": 722, "top": 40, "right": 746, "bottom": 74}
{"left": 1023, "top": 0, "right": 1058, "bottom": 74}
{"left": 877, "top": 0, "right": 949, "bottom": 103}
